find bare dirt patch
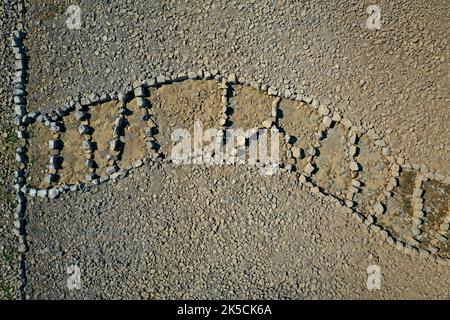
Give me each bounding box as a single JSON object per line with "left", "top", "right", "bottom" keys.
{"left": 58, "top": 112, "right": 87, "bottom": 185}
{"left": 90, "top": 101, "right": 118, "bottom": 177}
{"left": 313, "top": 125, "right": 350, "bottom": 197}
{"left": 119, "top": 98, "right": 150, "bottom": 168}
{"left": 27, "top": 122, "right": 52, "bottom": 189}
{"left": 354, "top": 135, "right": 390, "bottom": 211}
{"left": 150, "top": 80, "right": 222, "bottom": 158}
{"left": 379, "top": 171, "right": 416, "bottom": 243}
{"left": 229, "top": 85, "right": 274, "bottom": 129}
{"left": 278, "top": 99, "right": 320, "bottom": 171}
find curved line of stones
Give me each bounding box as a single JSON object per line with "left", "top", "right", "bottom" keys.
{"left": 219, "top": 76, "right": 448, "bottom": 264}
{"left": 411, "top": 173, "right": 426, "bottom": 243}
{"left": 314, "top": 108, "right": 354, "bottom": 200}
{"left": 225, "top": 75, "right": 282, "bottom": 171}
{"left": 11, "top": 65, "right": 450, "bottom": 303}
{"left": 351, "top": 128, "right": 449, "bottom": 261}
{"left": 386, "top": 164, "right": 449, "bottom": 259}
{"left": 300, "top": 113, "right": 335, "bottom": 183}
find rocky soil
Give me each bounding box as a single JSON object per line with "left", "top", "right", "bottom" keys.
{"left": 1, "top": 0, "right": 449, "bottom": 299}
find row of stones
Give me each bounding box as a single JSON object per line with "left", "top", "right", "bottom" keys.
{"left": 412, "top": 174, "right": 427, "bottom": 244}
{"left": 18, "top": 112, "right": 65, "bottom": 193}
{"left": 14, "top": 60, "right": 450, "bottom": 268}
{"left": 10, "top": 0, "right": 28, "bottom": 299}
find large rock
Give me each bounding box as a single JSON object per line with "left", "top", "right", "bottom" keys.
{"left": 304, "top": 163, "right": 315, "bottom": 176}
{"left": 374, "top": 202, "right": 385, "bottom": 215}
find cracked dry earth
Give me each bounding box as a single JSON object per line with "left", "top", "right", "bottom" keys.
{"left": 2, "top": 0, "right": 450, "bottom": 300}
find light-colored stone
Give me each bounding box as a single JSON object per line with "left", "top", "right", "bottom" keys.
{"left": 374, "top": 202, "right": 385, "bottom": 215}
{"left": 291, "top": 147, "right": 301, "bottom": 159}
{"left": 303, "top": 163, "right": 315, "bottom": 176}
{"left": 318, "top": 105, "right": 330, "bottom": 116}
{"left": 350, "top": 161, "right": 360, "bottom": 171}
{"left": 262, "top": 119, "right": 273, "bottom": 129}
{"left": 322, "top": 116, "right": 333, "bottom": 127}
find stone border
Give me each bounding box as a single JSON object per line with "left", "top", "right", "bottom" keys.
{"left": 10, "top": 0, "right": 28, "bottom": 299}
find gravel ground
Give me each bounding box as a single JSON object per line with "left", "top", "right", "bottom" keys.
{"left": 25, "top": 163, "right": 450, "bottom": 299}
{"left": 24, "top": 0, "right": 449, "bottom": 173}
{"left": 1, "top": 0, "right": 449, "bottom": 299}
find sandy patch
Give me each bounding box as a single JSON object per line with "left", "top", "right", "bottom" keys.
{"left": 228, "top": 85, "right": 274, "bottom": 129}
